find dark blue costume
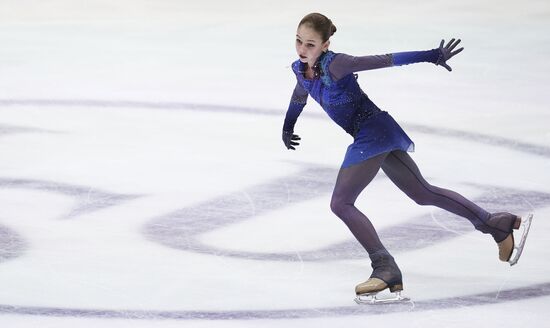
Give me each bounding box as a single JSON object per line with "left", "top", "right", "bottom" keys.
{"left": 282, "top": 42, "right": 524, "bottom": 297}
{"left": 283, "top": 49, "right": 440, "bottom": 168}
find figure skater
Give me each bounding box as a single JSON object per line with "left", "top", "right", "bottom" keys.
{"left": 282, "top": 12, "right": 532, "bottom": 303}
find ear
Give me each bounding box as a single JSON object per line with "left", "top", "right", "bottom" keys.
{"left": 323, "top": 40, "right": 330, "bottom": 52}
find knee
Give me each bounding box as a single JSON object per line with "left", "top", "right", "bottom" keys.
{"left": 330, "top": 196, "right": 350, "bottom": 219}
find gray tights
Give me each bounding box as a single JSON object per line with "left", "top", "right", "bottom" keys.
{"left": 330, "top": 150, "right": 515, "bottom": 256}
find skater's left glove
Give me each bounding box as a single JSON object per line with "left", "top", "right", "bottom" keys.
{"left": 436, "top": 38, "right": 464, "bottom": 72}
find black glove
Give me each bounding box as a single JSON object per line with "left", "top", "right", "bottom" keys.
{"left": 282, "top": 130, "right": 301, "bottom": 150}
{"left": 436, "top": 38, "right": 464, "bottom": 72}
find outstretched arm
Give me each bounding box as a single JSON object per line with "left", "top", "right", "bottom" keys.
{"left": 329, "top": 38, "right": 464, "bottom": 80}
{"left": 282, "top": 82, "right": 308, "bottom": 150}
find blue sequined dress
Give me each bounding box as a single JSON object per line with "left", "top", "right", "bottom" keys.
{"left": 283, "top": 49, "right": 440, "bottom": 168}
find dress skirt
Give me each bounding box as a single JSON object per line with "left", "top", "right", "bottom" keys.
{"left": 341, "top": 111, "right": 414, "bottom": 168}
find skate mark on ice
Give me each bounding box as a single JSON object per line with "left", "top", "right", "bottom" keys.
{"left": 0, "top": 281, "right": 549, "bottom": 320}
{"left": 0, "top": 178, "right": 140, "bottom": 219}
{"left": 2, "top": 99, "right": 550, "bottom": 157}
{"left": 405, "top": 123, "right": 550, "bottom": 158}
{"left": 0, "top": 123, "right": 54, "bottom": 138}
{"left": 143, "top": 166, "right": 550, "bottom": 261}
{"left": 2, "top": 100, "right": 549, "bottom": 319}
{"left": 0, "top": 99, "right": 276, "bottom": 118}
{"left": 143, "top": 164, "right": 336, "bottom": 261}
{"left": 0, "top": 178, "right": 139, "bottom": 263}
{"left": 0, "top": 224, "right": 27, "bottom": 263}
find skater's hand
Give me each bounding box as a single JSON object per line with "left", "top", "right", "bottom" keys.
{"left": 436, "top": 38, "right": 464, "bottom": 72}
{"left": 282, "top": 130, "right": 301, "bottom": 150}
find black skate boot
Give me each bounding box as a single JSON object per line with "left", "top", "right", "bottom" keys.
{"left": 488, "top": 212, "right": 533, "bottom": 266}
{"left": 355, "top": 250, "right": 409, "bottom": 304}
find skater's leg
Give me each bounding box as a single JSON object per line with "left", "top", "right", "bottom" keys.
{"left": 330, "top": 152, "right": 388, "bottom": 254}
{"left": 381, "top": 150, "right": 519, "bottom": 243}
{"left": 330, "top": 152, "right": 403, "bottom": 293}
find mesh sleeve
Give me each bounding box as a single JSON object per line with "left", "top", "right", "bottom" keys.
{"left": 282, "top": 82, "right": 308, "bottom": 132}
{"left": 328, "top": 53, "right": 394, "bottom": 80}
{"left": 328, "top": 49, "right": 441, "bottom": 80}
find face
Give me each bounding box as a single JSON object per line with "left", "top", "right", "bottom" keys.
{"left": 295, "top": 25, "right": 330, "bottom": 67}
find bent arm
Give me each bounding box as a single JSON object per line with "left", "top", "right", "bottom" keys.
{"left": 329, "top": 49, "right": 441, "bottom": 80}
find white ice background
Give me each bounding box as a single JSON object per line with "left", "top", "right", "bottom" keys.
{"left": 1, "top": 0, "right": 550, "bottom": 327}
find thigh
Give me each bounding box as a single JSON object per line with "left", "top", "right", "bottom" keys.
{"left": 332, "top": 152, "right": 389, "bottom": 203}
{"left": 381, "top": 150, "right": 431, "bottom": 195}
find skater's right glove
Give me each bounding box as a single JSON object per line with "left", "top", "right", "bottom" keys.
{"left": 282, "top": 130, "right": 301, "bottom": 150}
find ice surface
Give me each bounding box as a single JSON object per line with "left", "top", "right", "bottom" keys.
{"left": 1, "top": 0, "right": 549, "bottom": 327}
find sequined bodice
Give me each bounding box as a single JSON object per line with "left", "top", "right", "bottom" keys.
{"left": 292, "top": 51, "right": 380, "bottom": 135}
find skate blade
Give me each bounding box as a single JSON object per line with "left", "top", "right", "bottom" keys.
{"left": 354, "top": 291, "right": 410, "bottom": 305}
{"left": 509, "top": 213, "right": 533, "bottom": 266}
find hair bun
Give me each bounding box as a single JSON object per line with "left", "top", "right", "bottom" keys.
{"left": 330, "top": 24, "right": 337, "bottom": 36}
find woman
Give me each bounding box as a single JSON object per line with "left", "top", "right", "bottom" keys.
{"left": 282, "top": 13, "right": 532, "bottom": 303}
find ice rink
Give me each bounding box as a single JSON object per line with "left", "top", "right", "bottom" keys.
{"left": 1, "top": 0, "right": 550, "bottom": 327}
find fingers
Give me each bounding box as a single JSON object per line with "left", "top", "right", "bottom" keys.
{"left": 445, "top": 38, "right": 455, "bottom": 49}
{"left": 448, "top": 39, "right": 461, "bottom": 52}
{"left": 440, "top": 38, "right": 462, "bottom": 50}
{"left": 438, "top": 38, "right": 463, "bottom": 67}
{"left": 285, "top": 142, "right": 298, "bottom": 150}
{"left": 446, "top": 38, "right": 460, "bottom": 50}
{"left": 287, "top": 141, "right": 299, "bottom": 150}
{"left": 450, "top": 47, "right": 464, "bottom": 57}
{"left": 285, "top": 134, "right": 301, "bottom": 150}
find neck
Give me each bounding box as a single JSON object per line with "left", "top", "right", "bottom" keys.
{"left": 308, "top": 51, "right": 327, "bottom": 67}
